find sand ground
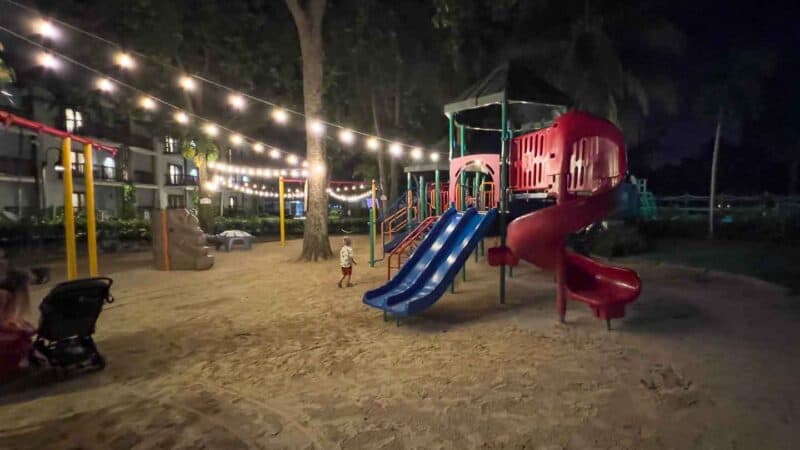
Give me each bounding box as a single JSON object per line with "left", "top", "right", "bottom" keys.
{"left": 1, "top": 235, "right": 799, "bottom": 449}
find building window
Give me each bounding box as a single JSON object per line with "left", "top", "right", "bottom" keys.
{"left": 167, "top": 194, "right": 185, "bottom": 209}
{"left": 65, "top": 108, "right": 83, "bottom": 132}
{"left": 102, "top": 157, "right": 116, "bottom": 180}
{"left": 164, "top": 136, "right": 180, "bottom": 154}
{"left": 72, "top": 192, "right": 85, "bottom": 210}
{"left": 71, "top": 151, "right": 86, "bottom": 174}
{"left": 167, "top": 164, "right": 182, "bottom": 184}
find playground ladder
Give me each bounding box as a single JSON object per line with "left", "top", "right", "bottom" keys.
{"left": 387, "top": 215, "right": 438, "bottom": 279}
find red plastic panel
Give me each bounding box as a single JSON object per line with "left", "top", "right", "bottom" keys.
{"left": 568, "top": 137, "right": 623, "bottom": 194}
{"left": 511, "top": 128, "right": 555, "bottom": 192}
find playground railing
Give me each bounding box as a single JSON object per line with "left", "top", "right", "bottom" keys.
{"left": 387, "top": 215, "right": 437, "bottom": 279}
{"left": 381, "top": 205, "right": 416, "bottom": 252}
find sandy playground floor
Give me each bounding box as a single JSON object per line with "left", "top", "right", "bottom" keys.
{"left": 1, "top": 234, "right": 799, "bottom": 449}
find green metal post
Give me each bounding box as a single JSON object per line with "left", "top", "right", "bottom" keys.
{"left": 448, "top": 115, "right": 455, "bottom": 161}
{"left": 434, "top": 169, "right": 441, "bottom": 215}
{"left": 418, "top": 175, "right": 426, "bottom": 220}
{"left": 459, "top": 125, "right": 467, "bottom": 211}
{"left": 369, "top": 179, "right": 376, "bottom": 267}
{"left": 499, "top": 99, "right": 509, "bottom": 304}
{"left": 474, "top": 172, "right": 480, "bottom": 262}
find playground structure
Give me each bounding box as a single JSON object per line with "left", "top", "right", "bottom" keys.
{"left": 151, "top": 209, "right": 215, "bottom": 270}
{"left": 0, "top": 110, "right": 115, "bottom": 280}
{"left": 365, "top": 61, "right": 642, "bottom": 327}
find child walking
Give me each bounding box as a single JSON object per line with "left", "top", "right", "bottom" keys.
{"left": 338, "top": 237, "right": 356, "bottom": 288}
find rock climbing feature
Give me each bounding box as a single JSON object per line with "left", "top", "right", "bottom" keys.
{"left": 151, "top": 209, "right": 214, "bottom": 271}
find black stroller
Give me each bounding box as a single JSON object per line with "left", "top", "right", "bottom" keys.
{"left": 30, "top": 277, "right": 114, "bottom": 378}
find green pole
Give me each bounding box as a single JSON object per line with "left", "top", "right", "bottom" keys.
{"left": 448, "top": 115, "right": 455, "bottom": 161}
{"left": 474, "top": 173, "right": 481, "bottom": 262}
{"left": 499, "top": 99, "right": 509, "bottom": 304}
{"left": 407, "top": 171, "right": 413, "bottom": 229}
{"left": 459, "top": 125, "right": 467, "bottom": 282}
{"left": 434, "top": 169, "right": 441, "bottom": 215}
{"left": 369, "top": 179, "right": 376, "bottom": 267}
{"left": 418, "top": 175, "right": 426, "bottom": 220}
{"left": 459, "top": 125, "right": 467, "bottom": 211}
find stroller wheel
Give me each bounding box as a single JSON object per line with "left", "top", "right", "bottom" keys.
{"left": 91, "top": 354, "right": 106, "bottom": 371}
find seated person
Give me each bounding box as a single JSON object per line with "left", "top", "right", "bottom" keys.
{"left": 0, "top": 253, "right": 35, "bottom": 380}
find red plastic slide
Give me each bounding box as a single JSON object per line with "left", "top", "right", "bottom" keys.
{"left": 506, "top": 111, "right": 641, "bottom": 325}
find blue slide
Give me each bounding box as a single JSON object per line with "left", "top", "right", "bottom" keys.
{"left": 363, "top": 206, "right": 498, "bottom": 317}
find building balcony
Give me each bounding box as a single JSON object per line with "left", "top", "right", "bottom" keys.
{"left": 0, "top": 156, "right": 36, "bottom": 178}
{"left": 80, "top": 123, "right": 153, "bottom": 150}
{"left": 132, "top": 170, "right": 155, "bottom": 184}
{"left": 165, "top": 174, "right": 198, "bottom": 186}
{"left": 69, "top": 163, "right": 124, "bottom": 182}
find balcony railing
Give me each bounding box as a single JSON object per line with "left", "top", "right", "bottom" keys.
{"left": 132, "top": 170, "right": 155, "bottom": 184}
{"left": 0, "top": 156, "right": 36, "bottom": 178}
{"left": 70, "top": 163, "right": 124, "bottom": 182}
{"left": 165, "top": 174, "right": 199, "bottom": 186}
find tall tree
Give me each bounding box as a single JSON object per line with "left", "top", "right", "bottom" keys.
{"left": 285, "top": 0, "right": 332, "bottom": 260}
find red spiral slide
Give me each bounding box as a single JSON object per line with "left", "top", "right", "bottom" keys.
{"left": 505, "top": 111, "right": 641, "bottom": 326}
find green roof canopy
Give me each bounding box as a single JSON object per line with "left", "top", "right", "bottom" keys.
{"left": 444, "top": 60, "right": 572, "bottom": 132}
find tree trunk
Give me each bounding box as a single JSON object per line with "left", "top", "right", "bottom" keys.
{"left": 708, "top": 107, "right": 723, "bottom": 240}
{"left": 287, "top": 0, "right": 332, "bottom": 260}
{"left": 370, "top": 88, "right": 387, "bottom": 215}
{"left": 789, "top": 158, "right": 799, "bottom": 195}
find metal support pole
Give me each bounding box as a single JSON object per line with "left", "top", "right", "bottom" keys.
{"left": 434, "top": 169, "right": 441, "bottom": 215}
{"left": 499, "top": 99, "right": 509, "bottom": 304}
{"left": 459, "top": 126, "right": 467, "bottom": 282}
{"left": 406, "top": 172, "right": 413, "bottom": 228}
{"left": 83, "top": 143, "right": 98, "bottom": 276}
{"left": 448, "top": 115, "right": 455, "bottom": 161}
{"left": 418, "top": 175, "right": 425, "bottom": 220}
{"left": 61, "top": 137, "right": 78, "bottom": 280}
{"left": 279, "top": 176, "right": 286, "bottom": 246}
{"left": 370, "top": 179, "right": 376, "bottom": 267}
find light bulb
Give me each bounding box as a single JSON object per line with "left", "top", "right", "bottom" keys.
{"left": 229, "top": 134, "right": 243, "bottom": 146}
{"left": 271, "top": 108, "right": 289, "bottom": 124}
{"left": 410, "top": 147, "right": 423, "bottom": 160}
{"left": 287, "top": 155, "right": 299, "bottom": 165}
{"left": 253, "top": 142, "right": 265, "bottom": 153}
{"left": 338, "top": 129, "right": 355, "bottom": 145}
{"left": 178, "top": 76, "right": 196, "bottom": 91}
{"left": 430, "top": 152, "right": 441, "bottom": 162}
{"left": 269, "top": 149, "right": 281, "bottom": 159}
{"left": 366, "top": 137, "right": 380, "bottom": 151}
{"left": 36, "top": 52, "right": 58, "bottom": 69}
{"left": 203, "top": 123, "right": 219, "bottom": 137}
{"left": 34, "top": 19, "right": 59, "bottom": 40}
{"left": 228, "top": 93, "right": 246, "bottom": 110}
{"left": 309, "top": 120, "right": 326, "bottom": 135}
{"left": 139, "top": 96, "right": 157, "bottom": 110}
{"left": 389, "top": 142, "right": 403, "bottom": 157}
{"left": 96, "top": 78, "right": 114, "bottom": 93}
{"left": 115, "top": 52, "right": 135, "bottom": 69}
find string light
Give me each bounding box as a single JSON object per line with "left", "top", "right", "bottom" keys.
{"left": 312, "top": 162, "right": 326, "bottom": 175}
{"left": 114, "top": 52, "right": 135, "bottom": 70}
{"left": 139, "top": 96, "right": 157, "bottom": 110}
{"left": 309, "top": 119, "right": 326, "bottom": 136}
{"left": 287, "top": 155, "right": 299, "bottom": 165}
{"left": 366, "top": 137, "right": 380, "bottom": 151}
{"left": 178, "top": 75, "right": 196, "bottom": 91}
{"left": 389, "top": 142, "right": 403, "bottom": 157}
{"left": 35, "top": 51, "right": 58, "bottom": 69}
{"left": 430, "top": 152, "right": 440, "bottom": 162}
{"left": 95, "top": 77, "right": 114, "bottom": 92}
{"left": 229, "top": 134, "right": 244, "bottom": 146}
{"left": 228, "top": 93, "right": 246, "bottom": 110}
{"left": 269, "top": 149, "right": 281, "bottom": 159}
{"left": 203, "top": 123, "right": 219, "bottom": 137}
{"left": 271, "top": 108, "right": 289, "bottom": 124}
{"left": 33, "top": 19, "right": 58, "bottom": 40}
{"left": 174, "top": 111, "right": 190, "bottom": 125}
{"left": 410, "top": 147, "right": 423, "bottom": 160}
{"left": 253, "top": 142, "right": 265, "bottom": 153}
{"left": 326, "top": 188, "right": 372, "bottom": 203}
{"left": 338, "top": 129, "right": 355, "bottom": 145}
{"left": 5, "top": 8, "right": 444, "bottom": 165}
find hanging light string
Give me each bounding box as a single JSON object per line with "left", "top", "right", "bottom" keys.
{"left": 1, "top": 0, "right": 445, "bottom": 162}
{"left": 326, "top": 188, "right": 372, "bottom": 203}
{"left": 0, "top": 24, "right": 311, "bottom": 166}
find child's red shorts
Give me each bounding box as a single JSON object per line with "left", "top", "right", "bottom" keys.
{"left": 341, "top": 266, "right": 352, "bottom": 275}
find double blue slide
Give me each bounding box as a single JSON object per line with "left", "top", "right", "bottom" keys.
{"left": 363, "top": 207, "right": 497, "bottom": 317}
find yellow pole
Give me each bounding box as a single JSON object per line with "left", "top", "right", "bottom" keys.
{"left": 61, "top": 137, "right": 78, "bottom": 280}
{"left": 83, "top": 143, "right": 98, "bottom": 276}
{"left": 279, "top": 176, "right": 286, "bottom": 246}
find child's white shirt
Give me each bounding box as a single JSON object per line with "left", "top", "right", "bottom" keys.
{"left": 340, "top": 245, "right": 354, "bottom": 268}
